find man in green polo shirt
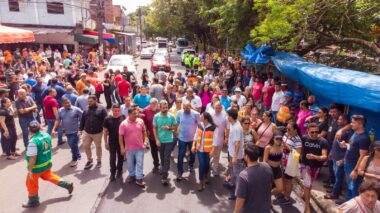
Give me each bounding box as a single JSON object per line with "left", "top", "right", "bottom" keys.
{"left": 153, "top": 100, "right": 177, "bottom": 185}
{"left": 23, "top": 121, "right": 74, "bottom": 208}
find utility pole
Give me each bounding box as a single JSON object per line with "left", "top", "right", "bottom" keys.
{"left": 97, "top": 0, "right": 104, "bottom": 65}
{"left": 138, "top": 6, "right": 143, "bottom": 46}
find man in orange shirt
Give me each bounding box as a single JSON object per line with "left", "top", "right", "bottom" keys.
{"left": 76, "top": 73, "right": 87, "bottom": 96}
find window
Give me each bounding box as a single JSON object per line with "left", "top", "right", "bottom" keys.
{"left": 8, "top": 0, "right": 20, "bottom": 12}
{"left": 47, "top": 2, "right": 64, "bottom": 14}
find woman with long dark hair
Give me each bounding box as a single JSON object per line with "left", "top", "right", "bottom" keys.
{"left": 192, "top": 112, "right": 216, "bottom": 191}
{"left": 264, "top": 132, "right": 284, "bottom": 196}
{"left": 198, "top": 83, "right": 213, "bottom": 113}
{"left": 0, "top": 98, "right": 18, "bottom": 160}
{"left": 256, "top": 111, "right": 277, "bottom": 161}
{"left": 358, "top": 141, "right": 380, "bottom": 184}
{"left": 278, "top": 121, "right": 303, "bottom": 204}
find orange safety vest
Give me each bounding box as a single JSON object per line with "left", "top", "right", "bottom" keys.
{"left": 194, "top": 124, "right": 216, "bottom": 153}
{"left": 276, "top": 105, "right": 291, "bottom": 123}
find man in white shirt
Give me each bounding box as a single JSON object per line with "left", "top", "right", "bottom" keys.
{"left": 53, "top": 49, "right": 62, "bottom": 60}
{"left": 210, "top": 101, "right": 228, "bottom": 176}
{"left": 231, "top": 87, "right": 247, "bottom": 108}
{"left": 182, "top": 87, "right": 202, "bottom": 112}
{"left": 224, "top": 108, "right": 244, "bottom": 200}
{"left": 270, "top": 82, "right": 284, "bottom": 123}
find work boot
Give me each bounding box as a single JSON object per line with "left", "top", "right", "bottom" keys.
{"left": 67, "top": 182, "right": 74, "bottom": 194}
{"left": 22, "top": 201, "right": 40, "bottom": 208}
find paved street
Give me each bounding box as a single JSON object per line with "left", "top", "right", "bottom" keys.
{"left": 0, "top": 51, "right": 305, "bottom": 213}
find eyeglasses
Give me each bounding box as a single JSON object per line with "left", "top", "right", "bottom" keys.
{"left": 309, "top": 131, "right": 319, "bottom": 134}
{"left": 274, "top": 137, "right": 282, "bottom": 140}
{"left": 243, "top": 123, "right": 250, "bottom": 125}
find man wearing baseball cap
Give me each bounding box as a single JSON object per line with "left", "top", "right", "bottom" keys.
{"left": 23, "top": 121, "right": 73, "bottom": 208}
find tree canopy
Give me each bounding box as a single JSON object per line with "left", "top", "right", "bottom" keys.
{"left": 142, "top": 0, "right": 380, "bottom": 57}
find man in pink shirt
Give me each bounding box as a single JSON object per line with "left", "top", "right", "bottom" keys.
{"left": 119, "top": 107, "right": 147, "bottom": 187}
{"left": 262, "top": 79, "right": 275, "bottom": 111}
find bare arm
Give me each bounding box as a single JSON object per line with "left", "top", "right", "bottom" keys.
{"left": 354, "top": 149, "right": 369, "bottom": 171}
{"left": 263, "top": 146, "right": 270, "bottom": 163}
{"left": 103, "top": 128, "right": 109, "bottom": 145}
{"left": 28, "top": 156, "right": 37, "bottom": 173}
{"left": 0, "top": 116, "right": 8, "bottom": 133}
{"left": 233, "top": 197, "right": 245, "bottom": 213}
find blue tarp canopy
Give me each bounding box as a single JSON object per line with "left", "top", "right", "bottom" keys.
{"left": 271, "top": 52, "right": 380, "bottom": 113}
{"left": 240, "top": 45, "right": 275, "bottom": 64}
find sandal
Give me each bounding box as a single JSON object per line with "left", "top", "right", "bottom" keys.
{"left": 6, "top": 155, "right": 17, "bottom": 160}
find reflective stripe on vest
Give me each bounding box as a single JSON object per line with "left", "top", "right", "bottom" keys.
{"left": 33, "top": 159, "right": 52, "bottom": 169}
{"left": 196, "top": 128, "right": 213, "bottom": 152}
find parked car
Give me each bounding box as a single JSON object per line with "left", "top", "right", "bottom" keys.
{"left": 140, "top": 48, "right": 154, "bottom": 59}
{"left": 106, "top": 55, "right": 137, "bottom": 73}
{"left": 151, "top": 55, "right": 171, "bottom": 72}
{"left": 155, "top": 48, "right": 170, "bottom": 60}
{"left": 181, "top": 48, "right": 196, "bottom": 65}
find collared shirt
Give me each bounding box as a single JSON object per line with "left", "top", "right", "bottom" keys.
{"left": 121, "top": 104, "right": 132, "bottom": 117}
{"left": 119, "top": 117, "right": 145, "bottom": 151}
{"left": 57, "top": 106, "right": 83, "bottom": 134}
{"left": 80, "top": 104, "right": 108, "bottom": 134}
{"left": 176, "top": 109, "right": 200, "bottom": 141}
{"left": 211, "top": 111, "right": 228, "bottom": 146}
{"left": 75, "top": 94, "right": 89, "bottom": 111}
{"left": 182, "top": 95, "right": 202, "bottom": 110}
{"left": 15, "top": 96, "right": 35, "bottom": 118}
{"left": 62, "top": 93, "right": 78, "bottom": 105}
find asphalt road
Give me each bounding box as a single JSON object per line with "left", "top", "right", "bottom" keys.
{"left": 0, "top": 50, "right": 306, "bottom": 213}
{"left": 95, "top": 50, "right": 306, "bottom": 213}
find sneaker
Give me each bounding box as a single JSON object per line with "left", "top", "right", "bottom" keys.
{"left": 22, "top": 201, "right": 40, "bottom": 208}
{"left": 228, "top": 195, "right": 237, "bottom": 200}
{"left": 70, "top": 161, "right": 78, "bottom": 167}
{"left": 152, "top": 166, "right": 160, "bottom": 174}
{"left": 67, "top": 182, "right": 74, "bottom": 194}
{"left": 135, "top": 179, "right": 146, "bottom": 188}
{"left": 278, "top": 197, "right": 291, "bottom": 205}
{"left": 324, "top": 194, "right": 339, "bottom": 200}
{"left": 127, "top": 176, "right": 136, "bottom": 183}
{"left": 197, "top": 182, "right": 205, "bottom": 192}
{"left": 176, "top": 175, "right": 183, "bottom": 182}
{"left": 110, "top": 174, "right": 116, "bottom": 182}
{"left": 58, "top": 141, "right": 66, "bottom": 146}
{"left": 6, "top": 155, "right": 17, "bottom": 160}
{"left": 96, "top": 161, "right": 101, "bottom": 168}
{"left": 161, "top": 178, "right": 168, "bottom": 186}
{"left": 84, "top": 160, "right": 93, "bottom": 170}
{"left": 223, "top": 182, "right": 235, "bottom": 189}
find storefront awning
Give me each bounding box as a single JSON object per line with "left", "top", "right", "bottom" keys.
{"left": 23, "top": 27, "right": 73, "bottom": 35}
{"left": 83, "top": 30, "right": 115, "bottom": 39}
{"left": 0, "top": 25, "right": 35, "bottom": 44}
{"left": 74, "top": 34, "right": 98, "bottom": 45}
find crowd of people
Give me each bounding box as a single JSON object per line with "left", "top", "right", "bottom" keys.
{"left": 0, "top": 47, "right": 379, "bottom": 213}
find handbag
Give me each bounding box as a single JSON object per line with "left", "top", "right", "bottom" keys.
{"left": 284, "top": 149, "right": 301, "bottom": 177}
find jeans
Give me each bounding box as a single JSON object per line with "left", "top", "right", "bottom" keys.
{"left": 332, "top": 160, "right": 345, "bottom": 196}
{"left": 19, "top": 116, "right": 34, "bottom": 148}
{"left": 149, "top": 138, "right": 160, "bottom": 167}
{"left": 271, "top": 111, "right": 278, "bottom": 124}
{"left": 1, "top": 127, "right": 17, "bottom": 156}
{"left": 328, "top": 159, "right": 335, "bottom": 184}
{"left": 109, "top": 143, "right": 123, "bottom": 175}
{"left": 46, "top": 119, "right": 63, "bottom": 144}
{"left": 197, "top": 152, "right": 210, "bottom": 182}
{"left": 227, "top": 155, "right": 244, "bottom": 186}
{"left": 177, "top": 140, "right": 195, "bottom": 176}
{"left": 66, "top": 133, "right": 81, "bottom": 161}
{"left": 127, "top": 149, "right": 145, "bottom": 180}
{"left": 344, "top": 162, "right": 363, "bottom": 201}
{"left": 159, "top": 142, "right": 174, "bottom": 179}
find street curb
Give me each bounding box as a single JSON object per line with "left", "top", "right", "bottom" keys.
{"left": 90, "top": 177, "right": 110, "bottom": 213}
{"left": 293, "top": 178, "right": 336, "bottom": 213}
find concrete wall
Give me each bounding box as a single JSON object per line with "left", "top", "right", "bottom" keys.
{"left": 0, "top": 0, "right": 91, "bottom": 27}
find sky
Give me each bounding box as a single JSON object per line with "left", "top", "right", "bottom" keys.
{"left": 112, "top": 0, "right": 153, "bottom": 14}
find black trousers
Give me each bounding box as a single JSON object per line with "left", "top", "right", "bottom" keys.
{"left": 109, "top": 143, "right": 123, "bottom": 175}
{"left": 104, "top": 90, "right": 112, "bottom": 109}
{"left": 149, "top": 138, "right": 160, "bottom": 167}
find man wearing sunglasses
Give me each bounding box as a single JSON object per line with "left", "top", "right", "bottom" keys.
{"left": 301, "top": 123, "right": 328, "bottom": 213}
